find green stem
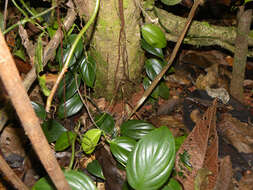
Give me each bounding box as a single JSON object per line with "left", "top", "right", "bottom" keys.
{"left": 19, "top": 0, "right": 38, "bottom": 17}
{"left": 12, "top": 0, "right": 28, "bottom": 18}
{"left": 45, "top": 0, "right": 100, "bottom": 112}
{"left": 3, "top": 6, "right": 56, "bottom": 35}
{"left": 68, "top": 134, "right": 77, "bottom": 170}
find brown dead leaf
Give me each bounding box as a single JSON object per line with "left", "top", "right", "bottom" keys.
{"left": 218, "top": 113, "right": 253, "bottom": 154}
{"left": 214, "top": 156, "right": 234, "bottom": 190}
{"left": 238, "top": 171, "right": 253, "bottom": 190}
{"left": 175, "top": 100, "right": 218, "bottom": 190}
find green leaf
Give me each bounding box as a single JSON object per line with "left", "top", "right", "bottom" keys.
{"left": 32, "top": 170, "right": 97, "bottom": 190}
{"left": 95, "top": 113, "right": 115, "bottom": 135}
{"left": 87, "top": 160, "right": 105, "bottom": 180}
{"left": 158, "top": 82, "right": 170, "bottom": 99}
{"left": 175, "top": 135, "right": 187, "bottom": 152}
{"left": 57, "top": 72, "right": 81, "bottom": 102}
{"left": 142, "top": 77, "right": 159, "bottom": 99}
{"left": 161, "top": 0, "right": 182, "bottom": 6}
{"left": 55, "top": 131, "right": 76, "bottom": 151}
{"left": 141, "top": 24, "right": 167, "bottom": 48}
{"left": 120, "top": 120, "right": 155, "bottom": 140}
{"left": 42, "top": 119, "right": 67, "bottom": 143}
{"left": 56, "top": 48, "right": 77, "bottom": 69}
{"left": 57, "top": 93, "right": 83, "bottom": 119}
{"left": 81, "top": 129, "right": 102, "bottom": 154}
{"left": 38, "top": 75, "right": 51, "bottom": 96}
{"left": 140, "top": 39, "right": 164, "bottom": 58}
{"left": 162, "top": 178, "right": 182, "bottom": 190}
{"left": 110, "top": 136, "right": 136, "bottom": 166}
{"left": 145, "top": 58, "right": 166, "bottom": 81}
{"left": 13, "top": 49, "right": 26, "bottom": 62}
{"left": 79, "top": 56, "right": 96, "bottom": 87}
{"left": 126, "top": 126, "right": 176, "bottom": 190}
{"left": 65, "top": 34, "right": 84, "bottom": 59}
{"left": 31, "top": 101, "right": 46, "bottom": 120}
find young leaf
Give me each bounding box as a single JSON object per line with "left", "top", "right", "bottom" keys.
{"left": 32, "top": 170, "right": 97, "bottom": 190}
{"left": 79, "top": 55, "right": 96, "bottom": 87}
{"left": 31, "top": 101, "right": 46, "bottom": 120}
{"left": 87, "top": 160, "right": 105, "bottom": 180}
{"left": 141, "top": 24, "right": 167, "bottom": 48}
{"left": 38, "top": 75, "right": 51, "bottom": 96}
{"left": 57, "top": 93, "right": 83, "bottom": 119}
{"left": 95, "top": 113, "right": 115, "bottom": 135}
{"left": 126, "top": 126, "right": 176, "bottom": 190}
{"left": 140, "top": 39, "right": 164, "bottom": 58}
{"left": 55, "top": 131, "right": 76, "bottom": 151}
{"left": 81, "top": 129, "right": 102, "bottom": 154}
{"left": 120, "top": 120, "right": 155, "bottom": 140}
{"left": 110, "top": 136, "right": 136, "bottom": 166}
{"left": 42, "top": 119, "right": 67, "bottom": 143}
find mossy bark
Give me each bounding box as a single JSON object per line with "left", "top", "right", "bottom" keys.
{"left": 74, "top": 0, "right": 144, "bottom": 100}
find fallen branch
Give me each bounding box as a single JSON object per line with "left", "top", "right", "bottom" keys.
{"left": 0, "top": 31, "right": 71, "bottom": 190}
{"left": 152, "top": 7, "right": 253, "bottom": 57}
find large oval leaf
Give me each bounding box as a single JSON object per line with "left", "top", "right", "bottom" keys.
{"left": 31, "top": 101, "right": 46, "bottom": 120}
{"left": 95, "top": 113, "right": 115, "bottom": 135}
{"left": 141, "top": 24, "right": 167, "bottom": 48}
{"left": 79, "top": 55, "right": 96, "bottom": 88}
{"left": 142, "top": 77, "right": 159, "bottom": 99}
{"left": 126, "top": 126, "right": 176, "bottom": 190}
{"left": 162, "top": 178, "right": 182, "bottom": 190}
{"left": 32, "top": 170, "right": 97, "bottom": 190}
{"left": 65, "top": 34, "right": 84, "bottom": 59}
{"left": 145, "top": 58, "right": 166, "bottom": 81}
{"left": 57, "top": 72, "right": 81, "bottom": 102}
{"left": 57, "top": 93, "right": 83, "bottom": 119}
{"left": 56, "top": 48, "right": 77, "bottom": 69}
{"left": 120, "top": 120, "right": 155, "bottom": 140}
{"left": 42, "top": 119, "right": 67, "bottom": 143}
{"left": 140, "top": 39, "right": 164, "bottom": 58}
{"left": 81, "top": 129, "right": 102, "bottom": 154}
{"left": 110, "top": 136, "right": 136, "bottom": 166}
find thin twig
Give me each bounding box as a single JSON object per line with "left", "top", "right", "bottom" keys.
{"left": 3, "top": 0, "right": 8, "bottom": 30}
{"left": 127, "top": 0, "right": 202, "bottom": 120}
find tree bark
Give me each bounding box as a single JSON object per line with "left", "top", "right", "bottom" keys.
{"left": 0, "top": 31, "right": 71, "bottom": 190}
{"left": 230, "top": 7, "right": 252, "bottom": 102}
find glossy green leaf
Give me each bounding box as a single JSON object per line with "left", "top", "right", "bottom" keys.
{"left": 142, "top": 77, "right": 159, "bottom": 99}
{"left": 82, "top": 129, "right": 102, "bottom": 154}
{"left": 141, "top": 24, "right": 167, "bottom": 48}
{"left": 55, "top": 131, "right": 76, "bottom": 151}
{"left": 87, "top": 160, "right": 105, "bottom": 180}
{"left": 57, "top": 72, "right": 81, "bottom": 102}
{"left": 79, "top": 56, "right": 96, "bottom": 87}
{"left": 110, "top": 136, "right": 136, "bottom": 166}
{"left": 162, "top": 178, "right": 182, "bottom": 190}
{"left": 31, "top": 101, "right": 46, "bottom": 120}
{"left": 42, "top": 119, "right": 67, "bottom": 143}
{"left": 158, "top": 82, "right": 170, "bottom": 99}
{"left": 95, "top": 113, "right": 115, "bottom": 135}
{"left": 126, "top": 126, "right": 176, "bottom": 190}
{"left": 56, "top": 48, "right": 77, "bottom": 69}
{"left": 140, "top": 39, "right": 164, "bottom": 58}
{"left": 145, "top": 58, "right": 166, "bottom": 81}
{"left": 32, "top": 170, "right": 97, "bottom": 190}
{"left": 161, "top": 0, "right": 182, "bottom": 6}
{"left": 57, "top": 93, "right": 83, "bottom": 119}
{"left": 65, "top": 34, "right": 84, "bottom": 59}
{"left": 120, "top": 120, "right": 155, "bottom": 140}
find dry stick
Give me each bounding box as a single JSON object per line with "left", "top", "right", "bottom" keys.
{"left": 127, "top": 0, "right": 202, "bottom": 120}
{"left": 23, "top": 3, "right": 76, "bottom": 91}
{"left": 0, "top": 154, "right": 29, "bottom": 190}
{"left": 0, "top": 32, "right": 71, "bottom": 190}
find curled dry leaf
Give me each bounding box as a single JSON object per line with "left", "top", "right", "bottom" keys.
{"left": 175, "top": 100, "right": 218, "bottom": 190}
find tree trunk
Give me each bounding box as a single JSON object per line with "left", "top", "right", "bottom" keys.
{"left": 230, "top": 6, "right": 252, "bottom": 102}
{"left": 74, "top": 0, "right": 144, "bottom": 99}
